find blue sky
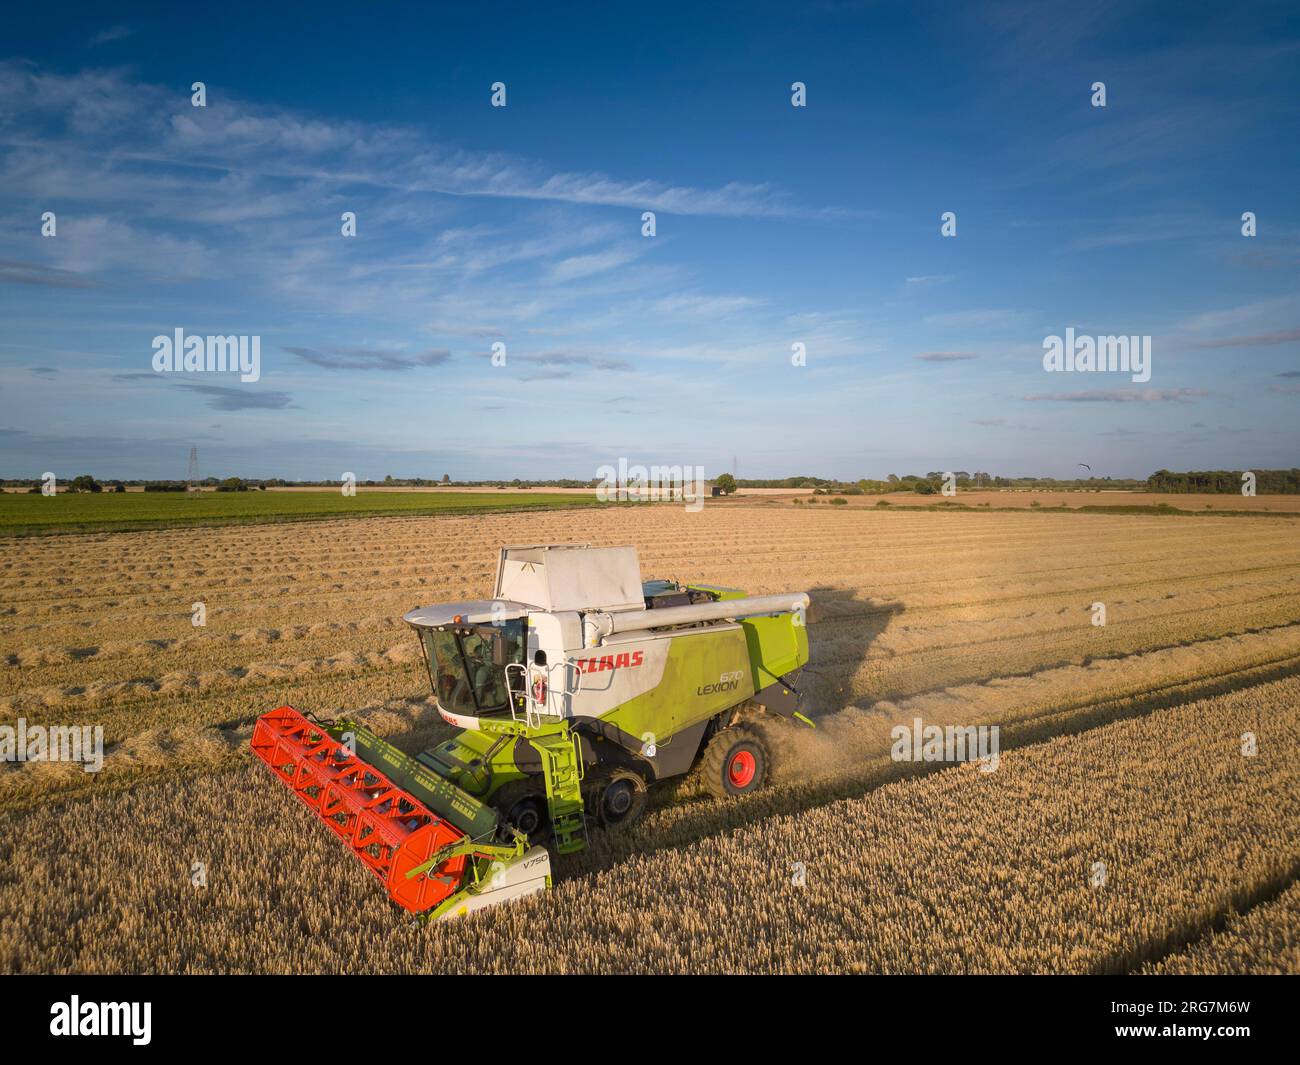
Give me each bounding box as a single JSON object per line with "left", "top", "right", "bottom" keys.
{"left": 1, "top": 0, "right": 1298, "bottom": 481}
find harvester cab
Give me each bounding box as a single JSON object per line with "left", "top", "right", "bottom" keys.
{"left": 252, "top": 544, "right": 811, "bottom": 920}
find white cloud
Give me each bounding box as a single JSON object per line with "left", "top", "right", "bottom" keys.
{"left": 0, "top": 62, "right": 825, "bottom": 219}
{"left": 88, "top": 25, "right": 136, "bottom": 47}
{"left": 924, "top": 308, "right": 1029, "bottom": 329}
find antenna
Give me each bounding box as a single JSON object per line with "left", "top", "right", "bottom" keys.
{"left": 187, "top": 447, "right": 199, "bottom": 492}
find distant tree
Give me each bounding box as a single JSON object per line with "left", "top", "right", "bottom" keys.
{"left": 441, "top": 473, "right": 451, "bottom": 484}
{"left": 913, "top": 481, "right": 936, "bottom": 495}
{"left": 68, "top": 474, "right": 101, "bottom": 493}
{"left": 715, "top": 473, "right": 737, "bottom": 495}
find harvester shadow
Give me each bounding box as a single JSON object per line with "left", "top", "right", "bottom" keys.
{"left": 556, "top": 585, "right": 905, "bottom": 882}
{"left": 789, "top": 585, "right": 904, "bottom": 725}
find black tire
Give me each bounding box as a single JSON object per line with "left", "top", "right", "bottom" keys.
{"left": 584, "top": 768, "right": 647, "bottom": 828}
{"left": 698, "top": 726, "right": 769, "bottom": 799}
{"left": 492, "top": 780, "right": 549, "bottom": 844}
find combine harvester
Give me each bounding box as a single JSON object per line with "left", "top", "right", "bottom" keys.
{"left": 252, "top": 544, "right": 811, "bottom": 919}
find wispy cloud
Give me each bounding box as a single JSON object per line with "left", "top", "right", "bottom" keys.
{"left": 284, "top": 346, "right": 451, "bottom": 371}
{"left": 1191, "top": 328, "right": 1300, "bottom": 348}
{"left": 89, "top": 25, "right": 135, "bottom": 47}
{"left": 473, "top": 350, "right": 631, "bottom": 374}
{"left": 1022, "top": 389, "right": 1209, "bottom": 403}
{"left": 970, "top": 416, "right": 1037, "bottom": 431}
{"left": 546, "top": 247, "right": 641, "bottom": 282}
{"left": 0, "top": 259, "right": 99, "bottom": 289}
{"left": 653, "top": 294, "right": 762, "bottom": 318}
{"left": 0, "top": 63, "right": 821, "bottom": 219}
{"left": 1176, "top": 297, "right": 1300, "bottom": 336}
{"left": 532, "top": 351, "right": 629, "bottom": 370}
{"left": 1064, "top": 214, "right": 1203, "bottom": 252}
{"left": 914, "top": 351, "right": 978, "bottom": 362}
{"left": 924, "top": 308, "right": 1028, "bottom": 329}
{"left": 173, "top": 383, "right": 295, "bottom": 411}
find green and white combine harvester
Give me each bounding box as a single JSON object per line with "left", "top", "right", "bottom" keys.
{"left": 252, "top": 544, "right": 811, "bottom": 919}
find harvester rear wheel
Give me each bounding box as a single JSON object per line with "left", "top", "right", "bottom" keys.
{"left": 584, "top": 768, "right": 647, "bottom": 828}
{"left": 699, "top": 726, "right": 769, "bottom": 799}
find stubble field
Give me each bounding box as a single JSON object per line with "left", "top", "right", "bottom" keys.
{"left": 2, "top": 504, "right": 1298, "bottom": 973}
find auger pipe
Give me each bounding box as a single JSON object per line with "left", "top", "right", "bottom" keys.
{"left": 583, "top": 592, "right": 810, "bottom": 646}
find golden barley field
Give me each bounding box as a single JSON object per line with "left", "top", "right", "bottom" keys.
{"left": 2, "top": 504, "right": 1299, "bottom": 973}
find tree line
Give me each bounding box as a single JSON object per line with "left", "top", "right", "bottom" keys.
{"left": 7, "top": 468, "right": 1297, "bottom": 495}
{"left": 1146, "top": 469, "right": 1300, "bottom": 494}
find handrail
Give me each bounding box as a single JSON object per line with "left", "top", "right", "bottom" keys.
{"left": 504, "top": 660, "right": 573, "bottom": 727}
{"left": 572, "top": 731, "right": 585, "bottom": 782}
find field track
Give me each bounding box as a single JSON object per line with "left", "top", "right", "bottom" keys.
{"left": 2, "top": 504, "right": 1298, "bottom": 972}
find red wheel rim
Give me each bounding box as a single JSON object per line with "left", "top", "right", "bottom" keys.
{"left": 727, "top": 749, "right": 756, "bottom": 788}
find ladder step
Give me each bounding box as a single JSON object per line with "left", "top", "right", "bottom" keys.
{"left": 534, "top": 726, "right": 587, "bottom": 854}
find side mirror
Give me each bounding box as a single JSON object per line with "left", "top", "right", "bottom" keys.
{"left": 490, "top": 631, "right": 509, "bottom": 667}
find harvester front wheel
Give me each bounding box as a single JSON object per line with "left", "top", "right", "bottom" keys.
{"left": 493, "top": 781, "right": 549, "bottom": 844}
{"left": 699, "top": 726, "right": 769, "bottom": 799}
{"left": 585, "top": 768, "right": 647, "bottom": 828}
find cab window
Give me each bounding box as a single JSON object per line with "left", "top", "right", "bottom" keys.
{"left": 420, "top": 620, "right": 525, "bottom": 715}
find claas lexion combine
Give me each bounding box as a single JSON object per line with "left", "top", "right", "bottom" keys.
{"left": 252, "top": 544, "right": 811, "bottom": 919}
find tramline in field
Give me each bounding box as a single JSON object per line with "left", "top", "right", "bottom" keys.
{"left": 252, "top": 544, "right": 812, "bottom": 918}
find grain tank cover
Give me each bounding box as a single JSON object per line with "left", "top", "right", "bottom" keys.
{"left": 494, "top": 544, "right": 644, "bottom": 613}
